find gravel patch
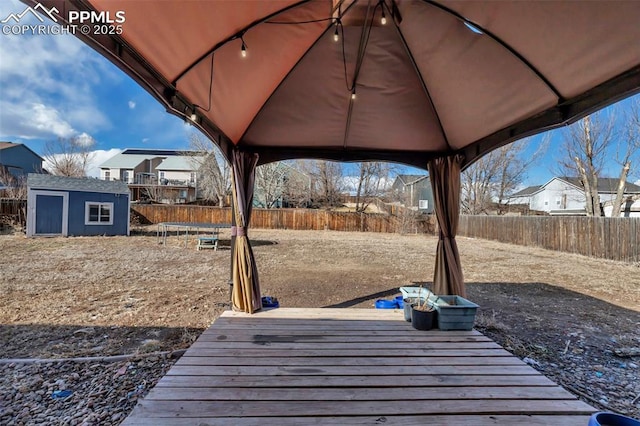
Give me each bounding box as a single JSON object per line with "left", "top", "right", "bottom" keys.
{"left": 0, "top": 353, "right": 180, "bottom": 425}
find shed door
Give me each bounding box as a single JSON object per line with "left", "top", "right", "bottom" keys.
{"left": 35, "top": 194, "right": 64, "bottom": 234}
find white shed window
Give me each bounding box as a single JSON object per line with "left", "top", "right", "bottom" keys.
{"left": 418, "top": 199, "right": 429, "bottom": 209}
{"left": 85, "top": 202, "right": 113, "bottom": 225}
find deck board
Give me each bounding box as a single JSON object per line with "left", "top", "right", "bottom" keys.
{"left": 122, "top": 308, "right": 594, "bottom": 425}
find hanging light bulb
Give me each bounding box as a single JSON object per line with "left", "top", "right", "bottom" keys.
{"left": 333, "top": 24, "right": 339, "bottom": 42}
{"left": 241, "top": 40, "right": 247, "bottom": 58}
{"left": 351, "top": 88, "right": 356, "bottom": 100}
{"left": 190, "top": 112, "right": 197, "bottom": 122}
{"left": 381, "top": 8, "right": 387, "bottom": 25}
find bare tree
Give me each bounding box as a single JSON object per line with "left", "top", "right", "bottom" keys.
{"left": 354, "top": 162, "right": 391, "bottom": 212}
{"left": 43, "top": 135, "right": 96, "bottom": 177}
{"left": 558, "top": 113, "right": 615, "bottom": 216}
{"left": 462, "top": 137, "right": 547, "bottom": 214}
{"left": 188, "top": 132, "right": 231, "bottom": 206}
{"left": 309, "top": 160, "right": 344, "bottom": 207}
{"left": 0, "top": 168, "right": 27, "bottom": 199}
{"left": 141, "top": 184, "right": 168, "bottom": 204}
{"left": 611, "top": 99, "right": 640, "bottom": 216}
{"left": 280, "top": 161, "right": 313, "bottom": 207}
{"left": 254, "top": 163, "right": 287, "bottom": 208}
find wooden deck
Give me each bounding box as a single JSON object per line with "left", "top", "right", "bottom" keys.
{"left": 123, "top": 308, "right": 594, "bottom": 425}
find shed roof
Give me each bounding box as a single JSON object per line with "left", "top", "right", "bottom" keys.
{"left": 27, "top": 174, "right": 130, "bottom": 194}
{"left": 156, "top": 156, "right": 204, "bottom": 171}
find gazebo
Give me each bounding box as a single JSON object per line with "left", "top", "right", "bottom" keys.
{"left": 30, "top": 0, "right": 640, "bottom": 313}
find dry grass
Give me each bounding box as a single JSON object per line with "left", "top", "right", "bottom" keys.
{"left": 0, "top": 226, "right": 638, "bottom": 358}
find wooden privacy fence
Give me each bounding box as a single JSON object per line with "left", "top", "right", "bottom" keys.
{"left": 0, "top": 198, "right": 26, "bottom": 226}
{"left": 131, "top": 204, "right": 437, "bottom": 234}
{"left": 459, "top": 215, "right": 640, "bottom": 263}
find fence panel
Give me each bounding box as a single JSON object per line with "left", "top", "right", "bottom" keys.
{"left": 129, "top": 204, "right": 422, "bottom": 234}
{"left": 458, "top": 215, "right": 640, "bottom": 262}
{"left": 0, "top": 198, "right": 26, "bottom": 226}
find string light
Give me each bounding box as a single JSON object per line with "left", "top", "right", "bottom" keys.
{"left": 333, "top": 24, "right": 339, "bottom": 42}
{"left": 190, "top": 112, "right": 197, "bottom": 122}
{"left": 241, "top": 39, "right": 247, "bottom": 58}
{"left": 381, "top": 8, "right": 387, "bottom": 25}
{"left": 351, "top": 88, "right": 356, "bottom": 100}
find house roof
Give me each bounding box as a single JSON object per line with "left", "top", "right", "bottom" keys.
{"left": 558, "top": 176, "right": 640, "bottom": 194}
{"left": 0, "top": 141, "right": 44, "bottom": 161}
{"left": 156, "top": 156, "right": 204, "bottom": 171}
{"left": 508, "top": 185, "right": 542, "bottom": 198}
{"left": 122, "top": 148, "right": 203, "bottom": 156}
{"left": 396, "top": 174, "right": 429, "bottom": 186}
{"left": 99, "top": 153, "right": 156, "bottom": 169}
{"left": 27, "top": 173, "right": 130, "bottom": 194}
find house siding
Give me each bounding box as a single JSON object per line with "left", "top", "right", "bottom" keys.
{"left": 530, "top": 179, "right": 586, "bottom": 213}
{"left": 391, "top": 176, "right": 434, "bottom": 213}
{"left": 66, "top": 190, "right": 129, "bottom": 236}
{"left": 0, "top": 145, "right": 43, "bottom": 176}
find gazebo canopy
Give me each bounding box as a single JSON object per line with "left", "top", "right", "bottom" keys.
{"left": 31, "top": 0, "right": 640, "bottom": 168}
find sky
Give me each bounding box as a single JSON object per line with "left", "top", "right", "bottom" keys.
{"left": 0, "top": 0, "right": 638, "bottom": 185}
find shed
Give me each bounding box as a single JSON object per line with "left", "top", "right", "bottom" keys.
{"left": 26, "top": 174, "right": 130, "bottom": 237}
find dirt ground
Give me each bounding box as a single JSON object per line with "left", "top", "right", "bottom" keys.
{"left": 1, "top": 226, "right": 639, "bottom": 416}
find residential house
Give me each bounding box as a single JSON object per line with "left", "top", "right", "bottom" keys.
{"left": 391, "top": 174, "right": 434, "bottom": 213}
{"left": 26, "top": 174, "right": 130, "bottom": 237}
{"left": 507, "top": 176, "right": 640, "bottom": 216}
{"left": 0, "top": 142, "right": 44, "bottom": 177}
{"left": 99, "top": 149, "right": 204, "bottom": 203}
{"left": 0, "top": 142, "right": 45, "bottom": 198}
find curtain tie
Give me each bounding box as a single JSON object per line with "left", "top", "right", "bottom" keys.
{"left": 231, "top": 226, "right": 247, "bottom": 237}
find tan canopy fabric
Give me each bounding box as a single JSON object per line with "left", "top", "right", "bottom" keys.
{"left": 32, "top": 0, "right": 640, "bottom": 169}
{"left": 230, "top": 150, "right": 262, "bottom": 313}
{"left": 428, "top": 155, "right": 465, "bottom": 297}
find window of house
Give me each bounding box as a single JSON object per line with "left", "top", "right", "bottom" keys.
{"left": 104, "top": 171, "right": 110, "bottom": 180}
{"left": 123, "top": 171, "right": 130, "bottom": 182}
{"left": 190, "top": 172, "right": 195, "bottom": 183}
{"left": 85, "top": 202, "right": 113, "bottom": 225}
{"left": 418, "top": 199, "right": 429, "bottom": 209}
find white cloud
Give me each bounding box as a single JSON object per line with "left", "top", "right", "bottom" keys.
{"left": 74, "top": 132, "right": 96, "bottom": 147}
{"left": 128, "top": 101, "right": 136, "bottom": 109}
{"left": 0, "top": 3, "right": 113, "bottom": 140}
{"left": 86, "top": 148, "right": 122, "bottom": 177}
{"left": 31, "top": 103, "right": 75, "bottom": 138}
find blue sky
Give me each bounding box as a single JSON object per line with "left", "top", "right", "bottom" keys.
{"left": 0, "top": 0, "right": 637, "bottom": 184}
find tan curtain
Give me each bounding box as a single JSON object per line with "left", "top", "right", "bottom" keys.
{"left": 428, "top": 154, "right": 466, "bottom": 297}
{"left": 231, "top": 150, "right": 262, "bottom": 313}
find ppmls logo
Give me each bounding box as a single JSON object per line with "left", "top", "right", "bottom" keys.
{"left": 1, "top": 3, "right": 59, "bottom": 24}
{"left": 2, "top": 2, "right": 125, "bottom": 36}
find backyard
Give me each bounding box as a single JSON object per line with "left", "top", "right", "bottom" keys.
{"left": 0, "top": 227, "right": 639, "bottom": 423}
